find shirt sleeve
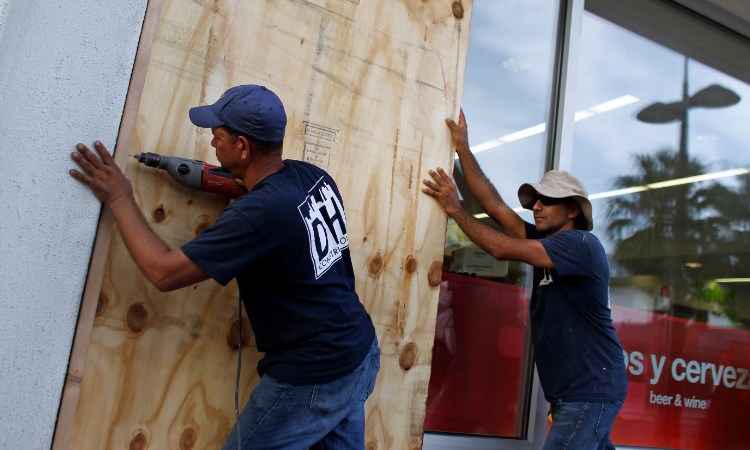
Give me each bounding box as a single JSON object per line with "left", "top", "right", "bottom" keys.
{"left": 181, "top": 201, "right": 277, "bottom": 286}
{"left": 539, "top": 230, "right": 592, "bottom": 277}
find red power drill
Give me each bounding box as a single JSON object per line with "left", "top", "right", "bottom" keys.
{"left": 134, "top": 152, "right": 247, "bottom": 199}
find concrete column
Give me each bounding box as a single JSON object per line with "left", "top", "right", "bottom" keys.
{"left": 0, "top": 1, "right": 146, "bottom": 448}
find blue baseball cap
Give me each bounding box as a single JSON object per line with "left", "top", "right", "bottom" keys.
{"left": 189, "top": 85, "right": 287, "bottom": 143}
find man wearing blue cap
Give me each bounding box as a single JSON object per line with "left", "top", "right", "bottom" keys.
{"left": 69, "top": 85, "right": 379, "bottom": 450}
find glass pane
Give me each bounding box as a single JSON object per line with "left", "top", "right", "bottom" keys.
{"left": 564, "top": 1, "right": 750, "bottom": 448}
{"left": 424, "top": 0, "right": 560, "bottom": 438}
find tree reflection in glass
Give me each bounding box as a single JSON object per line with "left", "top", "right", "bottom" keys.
{"left": 607, "top": 150, "right": 750, "bottom": 326}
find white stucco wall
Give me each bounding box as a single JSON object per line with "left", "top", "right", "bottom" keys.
{"left": 0, "top": 1, "right": 146, "bottom": 448}
{"left": 0, "top": 1, "right": 9, "bottom": 44}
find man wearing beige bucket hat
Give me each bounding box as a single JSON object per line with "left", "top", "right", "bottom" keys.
{"left": 423, "top": 110, "right": 627, "bottom": 450}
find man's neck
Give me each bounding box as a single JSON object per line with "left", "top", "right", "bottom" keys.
{"left": 546, "top": 220, "right": 577, "bottom": 236}
{"left": 241, "top": 156, "right": 285, "bottom": 191}
{"left": 560, "top": 221, "right": 576, "bottom": 232}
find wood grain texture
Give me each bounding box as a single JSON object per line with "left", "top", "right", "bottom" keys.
{"left": 67, "top": 0, "right": 471, "bottom": 448}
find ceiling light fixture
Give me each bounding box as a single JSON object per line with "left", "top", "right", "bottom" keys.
{"left": 470, "top": 95, "right": 641, "bottom": 154}
{"left": 589, "top": 168, "right": 750, "bottom": 200}
{"left": 714, "top": 278, "right": 750, "bottom": 283}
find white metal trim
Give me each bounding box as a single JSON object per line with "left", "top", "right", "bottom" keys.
{"left": 548, "top": 0, "right": 585, "bottom": 172}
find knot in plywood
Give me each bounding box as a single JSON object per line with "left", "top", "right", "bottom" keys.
{"left": 227, "top": 318, "right": 251, "bottom": 350}
{"left": 452, "top": 1, "right": 465, "bottom": 19}
{"left": 152, "top": 204, "right": 166, "bottom": 223}
{"left": 129, "top": 432, "right": 147, "bottom": 450}
{"left": 428, "top": 261, "right": 443, "bottom": 286}
{"left": 96, "top": 293, "right": 109, "bottom": 317}
{"left": 180, "top": 427, "right": 197, "bottom": 449}
{"left": 399, "top": 342, "right": 418, "bottom": 370}
{"left": 451, "top": 0, "right": 464, "bottom": 20}
{"left": 126, "top": 303, "right": 149, "bottom": 333}
{"left": 368, "top": 252, "right": 384, "bottom": 276}
{"left": 404, "top": 255, "right": 418, "bottom": 274}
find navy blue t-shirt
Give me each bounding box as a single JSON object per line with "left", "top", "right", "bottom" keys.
{"left": 526, "top": 223, "right": 627, "bottom": 402}
{"left": 182, "top": 160, "right": 375, "bottom": 385}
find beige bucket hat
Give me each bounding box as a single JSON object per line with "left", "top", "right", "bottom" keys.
{"left": 517, "top": 170, "right": 593, "bottom": 231}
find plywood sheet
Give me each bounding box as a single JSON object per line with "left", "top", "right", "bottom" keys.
{"left": 66, "top": 0, "right": 471, "bottom": 448}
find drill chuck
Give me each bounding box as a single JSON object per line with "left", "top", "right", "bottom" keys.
{"left": 135, "top": 152, "right": 163, "bottom": 168}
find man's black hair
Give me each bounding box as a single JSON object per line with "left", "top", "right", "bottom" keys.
{"left": 566, "top": 199, "right": 588, "bottom": 230}
{"left": 227, "top": 127, "right": 283, "bottom": 154}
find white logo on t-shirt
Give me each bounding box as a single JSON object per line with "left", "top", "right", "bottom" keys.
{"left": 539, "top": 268, "right": 554, "bottom": 287}
{"left": 298, "top": 176, "right": 349, "bottom": 279}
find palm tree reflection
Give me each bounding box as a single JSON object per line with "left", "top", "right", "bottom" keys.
{"left": 607, "top": 150, "right": 749, "bottom": 327}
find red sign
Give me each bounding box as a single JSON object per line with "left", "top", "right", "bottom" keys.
{"left": 613, "top": 306, "right": 750, "bottom": 450}
{"left": 425, "top": 272, "right": 528, "bottom": 437}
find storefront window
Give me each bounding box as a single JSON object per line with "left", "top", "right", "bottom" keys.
{"left": 424, "top": 0, "right": 560, "bottom": 438}
{"left": 563, "top": 1, "right": 750, "bottom": 448}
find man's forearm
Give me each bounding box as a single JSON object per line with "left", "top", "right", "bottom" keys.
{"left": 449, "top": 207, "right": 552, "bottom": 268}
{"left": 108, "top": 195, "right": 174, "bottom": 283}
{"left": 449, "top": 206, "right": 512, "bottom": 260}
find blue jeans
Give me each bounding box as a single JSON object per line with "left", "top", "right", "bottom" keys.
{"left": 221, "top": 339, "right": 380, "bottom": 450}
{"left": 542, "top": 400, "right": 622, "bottom": 450}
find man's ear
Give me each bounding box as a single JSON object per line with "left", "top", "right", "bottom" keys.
{"left": 237, "top": 135, "right": 252, "bottom": 160}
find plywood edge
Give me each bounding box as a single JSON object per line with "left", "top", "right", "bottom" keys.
{"left": 51, "top": 2, "right": 165, "bottom": 449}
